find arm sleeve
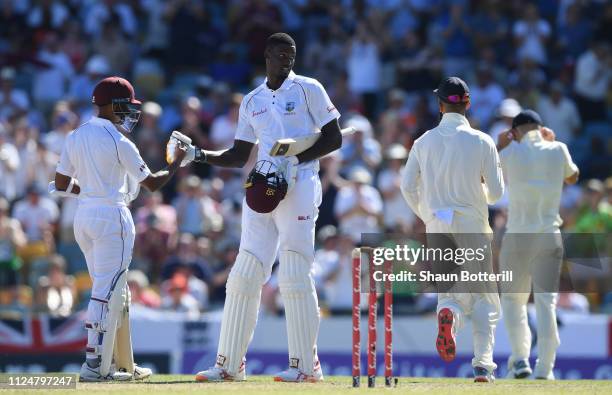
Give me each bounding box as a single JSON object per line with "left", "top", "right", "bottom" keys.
{"left": 481, "top": 135, "right": 505, "bottom": 204}
{"left": 305, "top": 79, "right": 341, "bottom": 129}
{"left": 56, "top": 137, "right": 75, "bottom": 177}
{"left": 400, "top": 147, "right": 422, "bottom": 219}
{"left": 117, "top": 139, "right": 151, "bottom": 182}
{"left": 234, "top": 97, "right": 257, "bottom": 143}
{"left": 560, "top": 143, "right": 579, "bottom": 178}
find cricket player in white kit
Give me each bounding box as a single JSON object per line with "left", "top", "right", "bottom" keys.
{"left": 52, "top": 76, "right": 186, "bottom": 382}
{"left": 168, "top": 33, "right": 342, "bottom": 383}
{"left": 401, "top": 77, "right": 505, "bottom": 382}
{"left": 497, "top": 110, "right": 579, "bottom": 380}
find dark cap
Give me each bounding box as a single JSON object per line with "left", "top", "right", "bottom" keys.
{"left": 434, "top": 77, "right": 470, "bottom": 104}
{"left": 512, "top": 109, "right": 542, "bottom": 128}
{"left": 92, "top": 76, "right": 141, "bottom": 106}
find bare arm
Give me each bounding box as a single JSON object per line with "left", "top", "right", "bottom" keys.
{"left": 140, "top": 145, "right": 187, "bottom": 192}
{"left": 565, "top": 169, "right": 579, "bottom": 185}
{"left": 54, "top": 172, "right": 80, "bottom": 194}
{"left": 296, "top": 118, "right": 342, "bottom": 164}
{"left": 194, "top": 139, "right": 254, "bottom": 168}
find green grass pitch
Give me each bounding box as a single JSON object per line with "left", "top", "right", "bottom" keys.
{"left": 3, "top": 375, "right": 611, "bottom": 395}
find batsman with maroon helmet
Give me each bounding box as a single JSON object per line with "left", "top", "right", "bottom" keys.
{"left": 166, "top": 32, "right": 343, "bottom": 382}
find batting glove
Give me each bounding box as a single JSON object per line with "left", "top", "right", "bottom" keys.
{"left": 166, "top": 130, "right": 196, "bottom": 167}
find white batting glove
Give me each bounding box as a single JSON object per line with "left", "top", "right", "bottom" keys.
{"left": 279, "top": 156, "right": 299, "bottom": 191}
{"left": 166, "top": 131, "right": 196, "bottom": 167}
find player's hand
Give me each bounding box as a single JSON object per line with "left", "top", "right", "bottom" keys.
{"left": 541, "top": 127, "right": 556, "bottom": 142}
{"left": 279, "top": 156, "right": 299, "bottom": 191}
{"left": 173, "top": 142, "right": 188, "bottom": 165}
{"left": 497, "top": 129, "right": 515, "bottom": 150}
{"left": 166, "top": 131, "right": 195, "bottom": 167}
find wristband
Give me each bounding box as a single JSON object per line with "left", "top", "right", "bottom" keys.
{"left": 195, "top": 149, "right": 207, "bottom": 163}
{"left": 66, "top": 177, "right": 75, "bottom": 194}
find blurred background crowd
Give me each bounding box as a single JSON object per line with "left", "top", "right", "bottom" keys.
{"left": 0, "top": 0, "right": 610, "bottom": 320}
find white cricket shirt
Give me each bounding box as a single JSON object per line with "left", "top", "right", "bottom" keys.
{"left": 235, "top": 71, "right": 340, "bottom": 171}
{"left": 56, "top": 116, "right": 151, "bottom": 207}
{"left": 401, "top": 113, "right": 504, "bottom": 224}
{"left": 500, "top": 130, "right": 578, "bottom": 233}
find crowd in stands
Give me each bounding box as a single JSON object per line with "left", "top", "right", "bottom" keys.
{"left": 0, "top": 0, "right": 610, "bottom": 319}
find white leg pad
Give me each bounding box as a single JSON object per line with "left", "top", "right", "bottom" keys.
{"left": 99, "top": 270, "right": 128, "bottom": 376}
{"left": 114, "top": 285, "right": 134, "bottom": 374}
{"left": 278, "top": 250, "right": 320, "bottom": 375}
{"left": 216, "top": 250, "right": 265, "bottom": 374}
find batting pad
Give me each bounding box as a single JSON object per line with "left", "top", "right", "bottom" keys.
{"left": 100, "top": 270, "right": 128, "bottom": 376}
{"left": 217, "top": 250, "right": 265, "bottom": 374}
{"left": 278, "top": 250, "right": 320, "bottom": 375}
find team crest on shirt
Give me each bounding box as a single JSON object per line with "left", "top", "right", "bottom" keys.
{"left": 285, "top": 101, "right": 296, "bottom": 114}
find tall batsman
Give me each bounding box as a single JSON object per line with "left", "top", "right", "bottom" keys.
{"left": 52, "top": 76, "right": 186, "bottom": 381}
{"left": 171, "top": 33, "right": 342, "bottom": 382}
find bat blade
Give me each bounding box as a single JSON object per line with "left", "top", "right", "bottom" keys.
{"left": 269, "top": 127, "right": 355, "bottom": 157}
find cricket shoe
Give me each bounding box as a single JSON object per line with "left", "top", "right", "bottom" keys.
{"left": 78, "top": 362, "right": 132, "bottom": 382}
{"left": 507, "top": 359, "right": 532, "bottom": 379}
{"left": 115, "top": 364, "right": 153, "bottom": 380}
{"left": 473, "top": 366, "right": 495, "bottom": 383}
{"left": 273, "top": 360, "right": 324, "bottom": 383}
{"left": 436, "top": 308, "right": 456, "bottom": 362}
{"left": 195, "top": 361, "right": 246, "bottom": 382}
{"left": 535, "top": 371, "right": 555, "bottom": 380}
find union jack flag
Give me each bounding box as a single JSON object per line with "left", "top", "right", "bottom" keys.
{"left": 0, "top": 311, "right": 86, "bottom": 353}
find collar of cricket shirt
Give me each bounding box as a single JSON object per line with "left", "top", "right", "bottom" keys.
{"left": 439, "top": 112, "right": 470, "bottom": 134}
{"left": 265, "top": 71, "right": 296, "bottom": 92}
{"left": 521, "top": 129, "right": 544, "bottom": 145}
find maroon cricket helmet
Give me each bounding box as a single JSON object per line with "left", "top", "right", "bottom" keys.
{"left": 245, "top": 160, "right": 288, "bottom": 213}
{"left": 92, "top": 76, "right": 141, "bottom": 106}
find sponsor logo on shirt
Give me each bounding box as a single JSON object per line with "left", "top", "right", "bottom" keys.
{"left": 297, "top": 215, "right": 311, "bottom": 221}
{"left": 252, "top": 108, "right": 267, "bottom": 117}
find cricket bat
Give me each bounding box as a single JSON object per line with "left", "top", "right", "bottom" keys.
{"left": 269, "top": 127, "right": 356, "bottom": 156}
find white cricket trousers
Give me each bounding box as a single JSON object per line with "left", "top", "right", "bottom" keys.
{"left": 500, "top": 232, "right": 563, "bottom": 376}
{"left": 426, "top": 212, "right": 501, "bottom": 372}
{"left": 74, "top": 204, "right": 135, "bottom": 352}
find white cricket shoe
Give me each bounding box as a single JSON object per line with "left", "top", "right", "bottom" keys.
{"left": 506, "top": 359, "right": 532, "bottom": 379}
{"left": 115, "top": 364, "right": 153, "bottom": 380}
{"left": 195, "top": 361, "right": 246, "bottom": 382}
{"left": 79, "top": 362, "right": 132, "bottom": 382}
{"left": 534, "top": 371, "right": 555, "bottom": 380}
{"left": 273, "top": 360, "right": 324, "bottom": 383}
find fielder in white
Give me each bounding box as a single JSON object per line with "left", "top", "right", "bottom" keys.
{"left": 497, "top": 109, "right": 579, "bottom": 380}
{"left": 52, "top": 76, "right": 186, "bottom": 382}
{"left": 401, "top": 77, "right": 504, "bottom": 382}
{"left": 168, "top": 33, "right": 343, "bottom": 383}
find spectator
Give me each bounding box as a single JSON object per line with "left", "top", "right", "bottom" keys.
{"left": 135, "top": 190, "right": 177, "bottom": 235}
{"left": 35, "top": 255, "right": 75, "bottom": 317}
{"left": 573, "top": 179, "right": 612, "bottom": 233}
{"left": 573, "top": 41, "right": 611, "bottom": 122}
{"left": 133, "top": 213, "right": 174, "bottom": 282}
{"left": 346, "top": 23, "right": 381, "bottom": 118}
{"left": 0, "top": 67, "right": 29, "bottom": 121}
{"left": 0, "top": 197, "right": 26, "bottom": 288}
{"left": 341, "top": 114, "right": 381, "bottom": 177}
{"left": 127, "top": 270, "right": 161, "bottom": 309}
{"left": 435, "top": 4, "right": 474, "bottom": 77}
{"left": 489, "top": 98, "right": 522, "bottom": 141}
{"left": 135, "top": 101, "right": 166, "bottom": 171}
{"left": 334, "top": 167, "right": 383, "bottom": 243}
{"left": 512, "top": 3, "right": 551, "bottom": 65}
{"left": 84, "top": 0, "right": 137, "bottom": 38}
{"left": 173, "top": 175, "right": 223, "bottom": 236}
{"left": 27, "top": 0, "right": 69, "bottom": 31}
{"left": 377, "top": 144, "right": 415, "bottom": 233}
{"left": 537, "top": 81, "right": 581, "bottom": 144}
{"left": 209, "top": 93, "right": 242, "bottom": 150}
{"left": 12, "top": 185, "right": 59, "bottom": 263}
{"left": 92, "top": 20, "right": 132, "bottom": 77}
{"left": 0, "top": 124, "right": 20, "bottom": 201}
{"left": 43, "top": 104, "right": 78, "bottom": 155}
{"left": 557, "top": 3, "right": 592, "bottom": 61}
{"left": 32, "top": 32, "right": 75, "bottom": 115}
{"left": 160, "top": 272, "right": 201, "bottom": 318}
{"left": 469, "top": 65, "right": 505, "bottom": 130}
{"left": 68, "top": 54, "right": 110, "bottom": 115}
